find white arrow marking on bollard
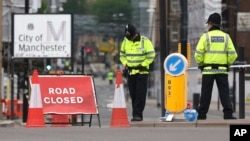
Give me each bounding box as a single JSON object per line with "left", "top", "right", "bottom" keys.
{"left": 169, "top": 59, "right": 181, "bottom": 71}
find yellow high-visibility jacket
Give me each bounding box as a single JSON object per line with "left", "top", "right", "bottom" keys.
{"left": 120, "top": 36, "right": 155, "bottom": 75}
{"left": 194, "top": 30, "right": 238, "bottom": 74}
{"left": 107, "top": 71, "right": 114, "bottom": 80}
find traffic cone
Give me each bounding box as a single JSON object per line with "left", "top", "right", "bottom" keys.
{"left": 187, "top": 102, "right": 192, "bottom": 109}
{"left": 51, "top": 114, "right": 70, "bottom": 127}
{"left": 26, "top": 69, "right": 45, "bottom": 127}
{"left": 110, "top": 70, "right": 130, "bottom": 127}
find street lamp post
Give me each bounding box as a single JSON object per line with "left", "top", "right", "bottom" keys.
{"left": 112, "top": 13, "right": 124, "bottom": 68}
{"left": 159, "top": 0, "right": 168, "bottom": 116}
{"left": 147, "top": 6, "right": 156, "bottom": 42}
{"left": 232, "top": 0, "right": 239, "bottom": 113}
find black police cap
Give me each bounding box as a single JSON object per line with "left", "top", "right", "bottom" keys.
{"left": 125, "top": 24, "right": 136, "bottom": 37}
{"left": 206, "top": 12, "right": 221, "bottom": 28}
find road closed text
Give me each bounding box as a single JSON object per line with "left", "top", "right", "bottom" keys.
{"left": 43, "top": 87, "right": 84, "bottom": 104}
{"left": 36, "top": 75, "right": 98, "bottom": 114}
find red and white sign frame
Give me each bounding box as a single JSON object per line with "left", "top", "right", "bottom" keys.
{"left": 30, "top": 75, "right": 98, "bottom": 114}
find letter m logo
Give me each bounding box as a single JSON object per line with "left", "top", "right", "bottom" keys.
{"left": 47, "top": 21, "right": 66, "bottom": 41}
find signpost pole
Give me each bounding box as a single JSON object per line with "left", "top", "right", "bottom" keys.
{"left": 22, "top": 0, "right": 30, "bottom": 123}
{"left": 163, "top": 53, "right": 188, "bottom": 121}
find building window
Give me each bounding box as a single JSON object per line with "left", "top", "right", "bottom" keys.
{"left": 171, "top": 0, "right": 180, "bottom": 12}
{"left": 171, "top": 26, "right": 179, "bottom": 42}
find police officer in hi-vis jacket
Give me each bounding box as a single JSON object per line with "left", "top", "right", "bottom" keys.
{"left": 120, "top": 24, "right": 155, "bottom": 121}
{"left": 194, "top": 13, "right": 238, "bottom": 120}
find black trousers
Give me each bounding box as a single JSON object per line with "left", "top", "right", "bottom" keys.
{"left": 198, "top": 74, "right": 234, "bottom": 118}
{"left": 127, "top": 74, "right": 148, "bottom": 119}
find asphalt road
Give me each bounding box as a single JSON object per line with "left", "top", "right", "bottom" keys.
{"left": 91, "top": 76, "right": 162, "bottom": 127}
{"left": 0, "top": 126, "right": 230, "bottom": 141}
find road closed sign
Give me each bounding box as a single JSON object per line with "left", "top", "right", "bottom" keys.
{"left": 30, "top": 75, "right": 98, "bottom": 114}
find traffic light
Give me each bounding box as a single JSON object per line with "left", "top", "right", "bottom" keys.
{"left": 86, "top": 48, "right": 92, "bottom": 54}
{"left": 86, "top": 48, "right": 92, "bottom": 64}
{"left": 46, "top": 59, "right": 52, "bottom": 71}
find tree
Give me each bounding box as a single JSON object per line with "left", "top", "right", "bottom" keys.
{"left": 92, "top": 0, "right": 133, "bottom": 24}
{"left": 37, "top": 0, "right": 50, "bottom": 13}
{"left": 61, "top": 0, "right": 88, "bottom": 14}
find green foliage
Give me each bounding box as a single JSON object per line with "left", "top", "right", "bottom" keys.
{"left": 58, "top": 0, "right": 132, "bottom": 24}
{"left": 92, "top": 0, "right": 133, "bottom": 24}
{"left": 37, "top": 0, "right": 50, "bottom": 13}
{"left": 61, "top": 0, "right": 88, "bottom": 14}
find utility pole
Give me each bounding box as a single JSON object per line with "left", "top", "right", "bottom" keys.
{"left": 180, "top": 0, "right": 188, "bottom": 58}
{"left": 159, "top": 0, "right": 167, "bottom": 116}
{"left": 232, "top": 0, "right": 240, "bottom": 113}
{"left": 0, "top": 0, "right": 3, "bottom": 120}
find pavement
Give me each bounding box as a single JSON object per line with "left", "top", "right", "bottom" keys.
{"left": 1, "top": 76, "right": 250, "bottom": 128}
{"left": 1, "top": 99, "right": 250, "bottom": 128}
{"left": 129, "top": 99, "right": 250, "bottom": 127}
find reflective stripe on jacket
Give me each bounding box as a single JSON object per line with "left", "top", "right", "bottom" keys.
{"left": 120, "top": 36, "right": 155, "bottom": 75}
{"left": 194, "top": 30, "right": 238, "bottom": 74}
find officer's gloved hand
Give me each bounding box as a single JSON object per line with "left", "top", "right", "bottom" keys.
{"left": 198, "top": 66, "right": 203, "bottom": 71}
{"left": 137, "top": 64, "right": 145, "bottom": 71}
{"left": 122, "top": 65, "right": 129, "bottom": 77}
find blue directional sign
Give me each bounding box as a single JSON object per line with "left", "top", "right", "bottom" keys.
{"left": 163, "top": 53, "right": 188, "bottom": 76}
